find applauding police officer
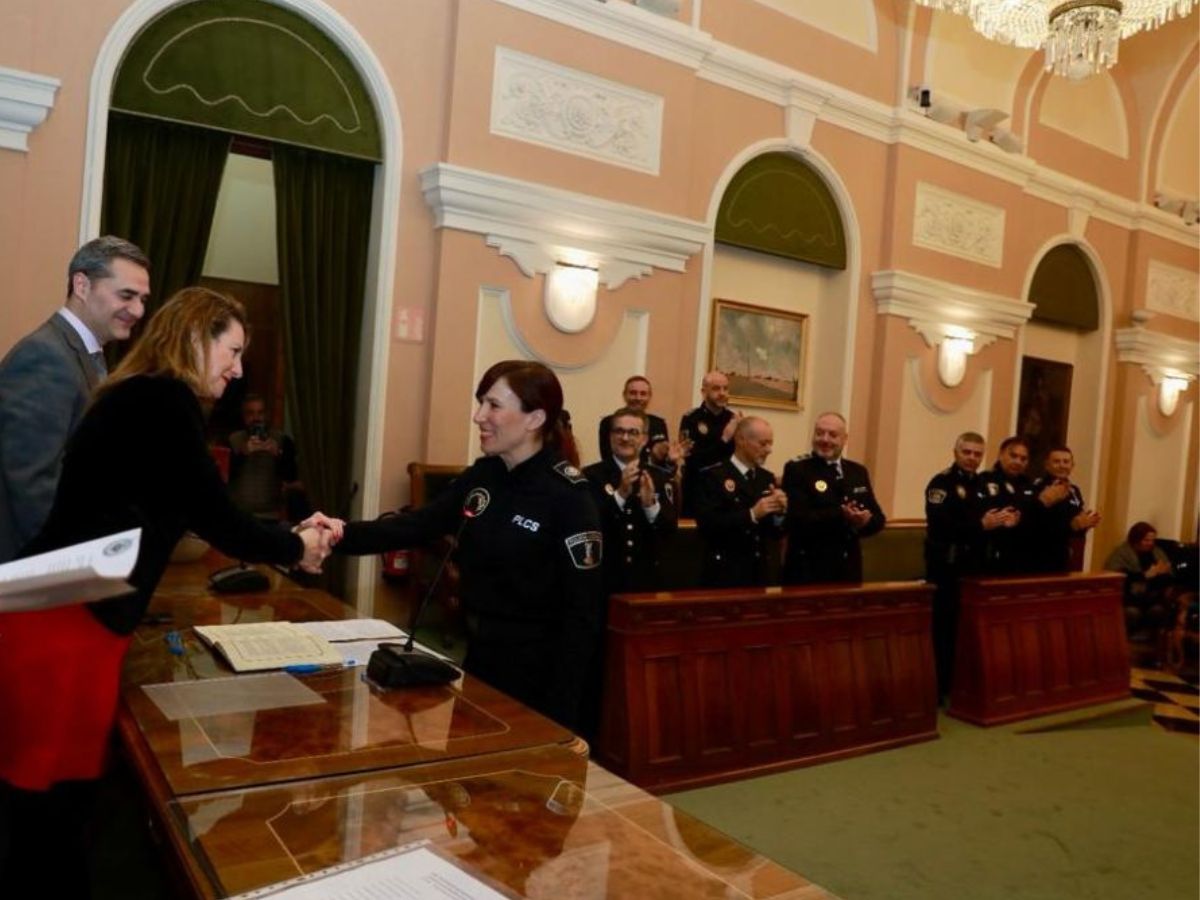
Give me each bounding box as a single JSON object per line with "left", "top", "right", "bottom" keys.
{"left": 1029, "top": 445, "right": 1100, "bottom": 572}
{"left": 782, "top": 412, "right": 885, "bottom": 584}
{"left": 694, "top": 416, "right": 786, "bottom": 587}
{"left": 584, "top": 407, "right": 678, "bottom": 593}
{"left": 978, "top": 436, "right": 1037, "bottom": 573}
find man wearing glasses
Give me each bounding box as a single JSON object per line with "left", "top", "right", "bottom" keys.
{"left": 584, "top": 407, "right": 678, "bottom": 593}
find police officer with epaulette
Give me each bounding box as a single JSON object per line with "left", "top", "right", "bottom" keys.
{"left": 1029, "top": 445, "right": 1101, "bottom": 572}
{"left": 678, "top": 370, "right": 740, "bottom": 518}
{"left": 584, "top": 406, "right": 678, "bottom": 593}
{"left": 977, "top": 436, "right": 1037, "bottom": 573}
{"left": 781, "top": 412, "right": 885, "bottom": 584}
{"left": 694, "top": 416, "right": 786, "bottom": 587}
{"left": 329, "top": 361, "right": 605, "bottom": 733}
{"left": 924, "top": 431, "right": 991, "bottom": 698}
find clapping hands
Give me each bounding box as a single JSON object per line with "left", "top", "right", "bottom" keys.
{"left": 293, "top": 512, "right": 346, "bottom": 573}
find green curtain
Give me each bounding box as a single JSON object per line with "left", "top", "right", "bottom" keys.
{"left": 101, "top": 112, "right": 231, "bottom": 323}
{"left": 273, "top": 143, "right": 372, "bottom": 535}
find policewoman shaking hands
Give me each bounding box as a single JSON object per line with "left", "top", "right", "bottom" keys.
{"left": 311, "top": 361, "right": 605, "bottom": 732}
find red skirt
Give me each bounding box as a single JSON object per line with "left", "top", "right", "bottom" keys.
{"left": 0, "top": 605, "right": 132, "bottom": 790}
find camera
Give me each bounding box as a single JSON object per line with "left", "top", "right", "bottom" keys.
{"left": 249, "top": 423, "right": 268, "bottom": 440}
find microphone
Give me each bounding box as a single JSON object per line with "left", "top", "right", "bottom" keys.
{"left": 367, "top": 496, "right": 484, "bottom": 688}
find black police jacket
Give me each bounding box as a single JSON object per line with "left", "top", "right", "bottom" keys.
{"left": 336, "top": 448, "right": 604, "bottom": 727}
{"left": 781, "top": 454, "right": 885, "bottom": 584}
{"left": 923, "top": 464, "right": 986, "bottom": 580}
{"left": 977, "top": 463, "right": 1036, "bottom": 573}
{"left": 583, "top": 458, "right": 678, "bottom": 593}
{"left": 693, "top": 458, "right": 782, "bottom": 587}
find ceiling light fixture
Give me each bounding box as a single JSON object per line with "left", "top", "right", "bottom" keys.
{"left": 917, "top": 0, "right": 1196, "bottom": 78}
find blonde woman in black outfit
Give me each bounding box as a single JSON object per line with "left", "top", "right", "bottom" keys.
{"left": 0, "top": 287, "right": 329, "bottom": 896}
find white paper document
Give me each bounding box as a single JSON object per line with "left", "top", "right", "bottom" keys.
{"left": 193, "top": 622, "right": 345, "bottom": 672}
{"left": 230, "top": 843, "right": 512, "bottom": 899}
{"left": 0, "top": 528, "right": 141, "bottom": 612}
{"left": 296, "top": 618, "right": 405, "bottom": 643}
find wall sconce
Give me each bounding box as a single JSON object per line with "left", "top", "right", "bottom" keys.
{"left": 544, "top": 263, "right": 599, "bottom": 334}
{"left": 937, "top": 333, "right": 975, "bottom": 388}
{"left": 1158, "top": 375, "right": 1190, "bottom": 417}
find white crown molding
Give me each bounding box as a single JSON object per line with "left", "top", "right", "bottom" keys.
{"left": 420, "top": 162, "right": 708, "bottom": 289}
{"left": 1113, "top": 327, "right": 1200, "bottom": 381}
{"left": 490, "top": 0, "right": 1199, "bottom": 251}
{"left": 913, "top": 182, "right": 1006, "bottom": 268}
{"left": 491, "top": 47, "right": 664, "bottom": 175}
{"left": 872, "top": 269, "right": 1032, "bottom": 346}
{"left": 1146, "top": 259, "right": 1199, "bottom": 321}
{"left": 0, "top": 66, "right": 60, "bottom": 152}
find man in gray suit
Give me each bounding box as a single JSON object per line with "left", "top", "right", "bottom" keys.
{"left": 0, "top": 236, "right": 150, "bottom": 561}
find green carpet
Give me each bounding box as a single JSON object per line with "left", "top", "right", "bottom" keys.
{"left": 666, "top": 709, "right": 1200, "bottom": 900}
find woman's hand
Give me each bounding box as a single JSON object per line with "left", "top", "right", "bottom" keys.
{"left": 296, "top": 526, "right": 332, "bottom": 573}
{"left": 298, "top": 512, "right": 345, "bottom": 543}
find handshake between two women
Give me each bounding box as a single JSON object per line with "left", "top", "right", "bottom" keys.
{"left": 291, "top": 512, "right": 348, "bottom": 573}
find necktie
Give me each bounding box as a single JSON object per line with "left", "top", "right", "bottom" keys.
{"left": 90, "top": 351, "right": 108, "bottom": 378}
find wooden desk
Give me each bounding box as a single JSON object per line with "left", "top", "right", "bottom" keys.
{"left": 118, "top": 557, "right": 575, "bottom": 797}
{"left": 599, "top": 582, "right": 937, "bottom": 792}
{"left": 165, "top": 744, "right": 835, "bottom": 899}
{"left": 948, "top": 573, "right": 1129, "bottom": 726}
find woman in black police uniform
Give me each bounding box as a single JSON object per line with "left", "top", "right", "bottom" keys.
{"left": 320, "top": 360, "right": 604, "bottom": 731}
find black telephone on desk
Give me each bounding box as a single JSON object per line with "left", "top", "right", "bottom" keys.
{"left": 208, "top": 564, "right": 270, "bottom": 594}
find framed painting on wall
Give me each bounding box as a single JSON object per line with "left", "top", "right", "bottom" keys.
{"left": 1016, "top": 355, "right": 1073, "bottom": 475}
{"left": 708, "top": 299, "right": 807, "bottom": 410}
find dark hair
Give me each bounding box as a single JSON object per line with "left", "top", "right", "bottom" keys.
{"left": 611, "top": 406, "right": 648, "bottom": 426}
{"left": 475, "top": 360, "right": 566, "bottom": 453}
{"left": 1127, "top": 521, "right": 1157, "bottom": 546}
{"left": 623, "top": 375, "right": 651, "bottom": 392}
{"left": 999, "top": 436, "right": 1030, "bottom": 453}
{"left": 1048, "top": 445, "right": 1073, "bottom": 456}
{"left": 67, "top": 235, "right": 150, "bottom": 298}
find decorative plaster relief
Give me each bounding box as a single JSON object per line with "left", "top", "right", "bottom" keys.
{"left": 1113, "top": 327, "right": 1200, "bottom": 382}
{"left": 1146, "top": 260, "right": 1199, "bottom": 321}
{"left": 0, "top": 66, "right": 60, "bottom": 152}
{"left": 912, "top": 182, "right": 1005, "bottom": 267}
{"left": 491, "top": 47, "right": 664, "bottom": 175}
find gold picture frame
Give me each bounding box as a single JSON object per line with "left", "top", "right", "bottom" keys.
{"left": 708, "top": 298, "right": 807, "bottom": 410}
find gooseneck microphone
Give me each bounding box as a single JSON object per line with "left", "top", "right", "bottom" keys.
{"left": 368, "top": 499, "right": 482, "bottom": 688}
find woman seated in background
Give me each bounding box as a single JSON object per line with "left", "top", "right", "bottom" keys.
{"left": 0, "top": 287, "right": 329, "bottom": 896}
{"left": 1104, "top": 521, "right": 1175, "bottom": 644}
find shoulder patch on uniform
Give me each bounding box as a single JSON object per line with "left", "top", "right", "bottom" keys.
{"left": 927, "top": 488, "right": 946, "bottom": 505}
{"left": 553, "top": 460, "right": 587, "bottom": 484}
{"left": 565, "top": 531, "right": 602, "bottom": 569}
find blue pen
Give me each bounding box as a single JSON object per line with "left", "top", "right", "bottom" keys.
{"left": 164, "top": 630, "right": 185, "bottom": 656}
{"left": 284, "top": 664, "right": 328, "bottom": 675}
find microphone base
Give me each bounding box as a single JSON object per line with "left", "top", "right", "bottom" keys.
{"left": 367, "top": 643, "right": 459, "bottom": 688}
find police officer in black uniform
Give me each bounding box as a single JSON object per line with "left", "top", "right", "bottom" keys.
{"left": 1029, "top": 445, "right": 1101, "bottom": 572}
{"left": 781, "top": 412, "right": 885, "bottom": 584}
{"left": 978, "top": 436, "right": 1037, "bottom": 573}
{"left": 584, "top": 406, "right": 678, "bottom": 593}
{"left": 678, "top": 370, "right": 738, "bottom": 518}
{"left": 694, "top": 416, "right": 786, "bottom": 587}
{"left": 328, "top": 361, "right": 604, "bottom": 732}
{"left": 597, "top": 376, "right": 670, "bottom": 465}
{"left": 924, "top": 431, "right": 990, "bottom": 698}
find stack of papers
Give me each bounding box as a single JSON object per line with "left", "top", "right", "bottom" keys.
{"left": 0, "top": 528, "right": 141, "bottom": 612}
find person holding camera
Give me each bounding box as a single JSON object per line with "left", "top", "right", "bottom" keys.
{"left": 227, "top": 393, "right": 310, "bottom": 522}
{"left": 583, "top": 406, "right": 678, "bottom": 594}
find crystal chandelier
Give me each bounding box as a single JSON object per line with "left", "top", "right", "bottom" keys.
{"left": 917, "top": 0, "right": 1197, "bottom": 78}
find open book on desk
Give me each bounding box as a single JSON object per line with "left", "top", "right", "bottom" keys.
{"left": 193, "top": 622, "right": 347, "bottom": 673}
{"left": 0, "top": 528, "right": 141, "bottom": 612}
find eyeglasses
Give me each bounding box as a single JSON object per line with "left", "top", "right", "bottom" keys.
{"left": 611, "top": 427, "right": 643, "bottom": 438}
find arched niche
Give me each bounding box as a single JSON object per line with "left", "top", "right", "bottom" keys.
{"left": 706, "top": 146, "right": 858, "bottom": 461}
{"left": 1017, "top": 240, "right": 1110, "bottom": 560}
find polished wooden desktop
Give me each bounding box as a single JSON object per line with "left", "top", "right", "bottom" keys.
{"left": 600, "top": 581, "right": 938, "bottom": 792}
{"left": 118, "top": 556, "right": 576, "bottom": 797}
{"left": 166, "top": 743, "right": 835, "bottom": 899}
{"left": 948, "top": 572, "right": 1129, "bottom": 725}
